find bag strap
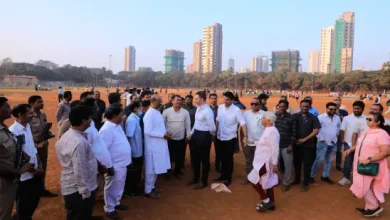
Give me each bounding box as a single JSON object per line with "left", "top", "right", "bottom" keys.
{"left": 357, "top": 132, "right": 368, "bottom": 158}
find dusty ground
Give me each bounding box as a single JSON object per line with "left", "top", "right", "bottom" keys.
{"left": 1, "top": 88, "right": 389, "bottom": 220}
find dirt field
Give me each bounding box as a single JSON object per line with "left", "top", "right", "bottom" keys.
{"left": 2, "top": 88, "right": 389, "bottom": 220}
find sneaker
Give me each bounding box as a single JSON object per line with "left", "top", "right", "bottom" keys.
{"left": 355, "top": 207, "right": 366, "bottom": 215}
{"left": 363, "top": 207, "right": 383, "bottom": 217}
{"left": 321, "top": 176, "right": 335, "bottom": 184}
{"left": 256, "top": 201, "right": 275, "bottom": 212}
{"left": 338, "top": 177, "right": 351, "bottom": 186}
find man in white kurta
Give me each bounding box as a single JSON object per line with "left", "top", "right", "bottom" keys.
{"left": 99, "top": 104, "right": 131, "bottom": 218}
{"left": 143, "top": 95, "right": 171, "bottom": 198}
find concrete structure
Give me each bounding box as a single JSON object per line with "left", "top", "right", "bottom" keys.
{"left": 340, "top": 48, "right": 353, "bottom": 73}
{"left": 320, "top": 26, "right": 335, "bottom": 73}
{"left": 228, "top": 58, "right": 234, "bottom": 71}
{"left": 138, "top": 67, "right": 153, "bottom": 72}
{"left": 260, "top": 56, "right": 269, "bottom": 73}
{"left": 334, "top": 12, "right": 355, "bottom": 73}
{"left": 164, "top": 49, "right": 185, "bottom": 73}
{"left": 202, "top": 23, "right": 223, "bottom": 73}
{"left": 239, "top": 67, "right": 250, "bottom": 73}
{"left": 308, "top": 50, "right": 320, "bottom": 73}
{"left": 3, "top": 75, "right": 38, "bottom": 87}
{"left": 271, "top": 50, "right": 300, "bottom": 73}
{"left": 193, "top": 41, "right": 202, "bottom": 72}
{"left": 252, "top": 56, "right": 261, "bottom": 72}
{"left": 186, "top": 64, "right": 194, "bottom": 73}
{"left": 124, "top": 46, "right": 136, "bottom": 72}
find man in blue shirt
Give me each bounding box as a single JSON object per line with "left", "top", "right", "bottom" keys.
{"left": 296, "top": 96, "right": 319, "bottom": 116}
{"left": 58, "top": 86, "right": 64, "bottom": 103}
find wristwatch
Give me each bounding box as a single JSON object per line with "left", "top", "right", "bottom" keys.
{"left": 367, "top": 157, "right": 372, "bottom": 161}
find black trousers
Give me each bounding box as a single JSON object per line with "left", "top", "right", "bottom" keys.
{"left": 63, "top": 190, "right": 95, "bottom": 220}
{"left": 190, "top": 130, "right": 212, "bottom": 184}
{"left": 58, "top": 94, "right": 63, "bottom": 103}
{"left": 220, "top": 138, "right": 236, "bottom": 181}
{"left": 168, "top": 139, "right": 186, "bottom": 173}
{"left": 214, "top": 138, "right": 222, "bottom": 170}
{"left": 13, "top": 176, "right": 44, "bottom": 220}
{"left": 37, "top": 144, "right": 48, "bottom": 189}
{"left": 293, "top": 146, "right": 316, "bottom": 185}
{"left": 125, "top": 157, "right": 143, "bottom": 195}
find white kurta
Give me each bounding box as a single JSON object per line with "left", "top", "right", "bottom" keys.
{"left": 85, "top": 120, "right": 113, "bottom": 168}
{"left": 143, "top": 108, "right": 171, "bottom": 175}
{"left": 248, "top": 126, "right": 280, "bottom": 189}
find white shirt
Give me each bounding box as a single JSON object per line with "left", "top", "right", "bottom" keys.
{"left": 85, "top": 120, "right": 113, "bottom": 168}
{"left": 162, "top": 107, "right": 191, "bottom": 140}
{"left": 99, "top": 121, "right": 132, "bottom": 168}
{"left": 340, "top": 114, "right": 366, "bottom": 147}
{"left": 353, "top": 115, "right": 369, "bottom": 137}
{"left": 191, "top": 104, "right": 216, "bottom": 135}
{"left": 9, "top": 121, "right": 38, "bottom": 181}
{"left": 216, "top": 104, "right": 246, "bottom": 141}
{"left": 125, "top": 93, "right": 131, "bottom": 106}
{"left": 244, "top": 110, "right": 265, "bottom": 146}
{"left": 317, "top": 113, "right": 341, "bottom": 145}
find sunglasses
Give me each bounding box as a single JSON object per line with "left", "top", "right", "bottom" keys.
{"left": 366, "top": 118, "right": 373, "bottom": 122}
{"left": 250, "top": 103, "right": 260, "bottom": 106}
{"left": 328, "top": 108, "right": 337, "bottom": 111}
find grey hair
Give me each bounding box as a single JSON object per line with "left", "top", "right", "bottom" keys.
{"left": 263, "top": 112, "right": 276, "bottom": 124}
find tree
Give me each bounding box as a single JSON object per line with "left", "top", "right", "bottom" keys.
{"left": 35, "top": 60, "right": 59, "bottom": 70}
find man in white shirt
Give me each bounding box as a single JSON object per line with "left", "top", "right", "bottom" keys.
{"left": 163, "top": 95, "right": 191, "bottom": 179}
{"left": 214, "top": 91, "right": 247, "bottom": 186}
{"left": 9, "top": 104, "right": 44, "bottom": 220}
{"left": 188, "top": 91, "right": 216, "bottom": 190}
{"left": 242, "top": 97, "right": 264, "bottom": 184}
{"left": 143, "top": 95, "right": 172, "bottom": 198}
{"left": 338, "top": 101, "right": 366, "bottom": 186}
{"left": 99, "top": 104, "right": 131, "bottom": 219}
{"left": 310, "top": 102, "right": 341, "bottom": 184}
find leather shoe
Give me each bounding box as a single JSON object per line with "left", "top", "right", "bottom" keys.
{"left": 187, "top": 180, "right": 198, "bottom": 185}
{"left": 105, "top": 211, "right": 122, "bottom": 220}
{"left": 193, "top": 183, "right": 208, "bottom": 190}
{"left": 213, "top": 176, "right": 226, "bottom": 182}
{"left": 115, "top": 204, "right": 129, "bottom": 211}
{"left": 223, "top": 180, "right": 231, "bottom": 186}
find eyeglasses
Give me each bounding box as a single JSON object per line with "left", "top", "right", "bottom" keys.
{"left": 328, "top": 108, "right": 337, "bottom": 111}
{"left": 366, "top": 118, "right": 373, "bottom": 122}
{"left": 250, "top": 103, "right": 260, "bottom": 106}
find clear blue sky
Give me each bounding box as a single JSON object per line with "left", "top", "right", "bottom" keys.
{"left": 1, "top": 0, "right": 389, "bottom": 72}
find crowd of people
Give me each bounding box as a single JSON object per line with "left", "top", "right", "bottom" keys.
{"left": 0, "top": 87, "right": 390, "bottom": 220}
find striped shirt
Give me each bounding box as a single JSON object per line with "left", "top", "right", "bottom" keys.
{"left": 274, "top": 112, "right": 297, "bottom": 148}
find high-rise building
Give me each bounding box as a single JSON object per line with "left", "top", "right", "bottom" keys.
{"left": 228, "top": 58, "right": 234, "bottom": 71}
{"left": 271, "top": 50, "right": 300, "bottom": 73}
{"left": 308, "top": 50, "right": 320, "bottom": 73}
{"left": 260, "top": 56, "right": 269, "bottom": 73}
{"left": 252, "top": 56, "right": 261, "bottom": 72}
{"left": 138, "top": 67, "right": 153, "bottom": 72}
{"left": 340, "top": 48, "right": 353, "bottom": 73}
{"left": 202, "top": 23, "right": 223, "bottom": 73}
{"left": 193, "top": 41, "right": 202, "bottom": 72}
{"left": 334, "top": 12, "right": 355, "bottom": 73}
{"left": 164, "top": 49, "right": 185, "bottom": 73}
{"left": 124, "top": 46, "right": 136, "bottom": 72}
{"left": 320, "top": 26, "right": 335, "bottom": 73}
{"left": 186, "top": 64, "right": 194, "bottom": 73}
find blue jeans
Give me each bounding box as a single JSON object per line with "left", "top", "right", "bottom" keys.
{"left": 342, "top": 143, "right": 354, "bottom": 180}
{"left": 336, "top": 141, "right": 343, "bottom": 168}
{"left": 310, "top": 141, "right": 337, "bottom": 178}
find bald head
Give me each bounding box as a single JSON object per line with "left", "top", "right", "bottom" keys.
{"left": 151, "top": 94, "right": 162, "bottom": 109}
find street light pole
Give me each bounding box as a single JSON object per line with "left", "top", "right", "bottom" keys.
{"left": 109, "top": 55, "right": 112, "bottom": 85}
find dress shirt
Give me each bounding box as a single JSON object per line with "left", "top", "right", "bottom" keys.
{"left": 58, "top": 88, "right": 63, "bottom": 95}
{"left": 216, "top": 104, "right": 246, "bottom": 141}
{"left": 191, "top": 104, "right": 216, "bottom": 136}
{"left": 99, "top": 121, "right": 132, "bottom": 168}
{"left": 125, "top": 113, "right": 143, "bottom": 158}
{"left": 56, "top": 128, "right": 98, "bottom": 198}
{"left": 56, "top": 100, "right": 71, "bottom": 125}
{"left": 162, "top": 107, "right": 191, "bottom": 140}
{"left": 353, "top": 115, "right": 369, "bottom": 137}
{"left": 244, "top": 110, "right": 265, "bottom": 146}
{"left": 9, "top": 121, "right": 38, "bottom": 181}
{"left": 316, "top": 113, "right": 341, "bottom": 145}
{"left": 340, "top": 114, "right": 366, "bottom": 147}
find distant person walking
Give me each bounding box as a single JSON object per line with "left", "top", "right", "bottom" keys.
{"left": 58, "top": 86, "right": 64, "bottom": 103}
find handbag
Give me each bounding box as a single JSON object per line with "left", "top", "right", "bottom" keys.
{"left": 357, "top": 133, "right": 379, "bottom": 176}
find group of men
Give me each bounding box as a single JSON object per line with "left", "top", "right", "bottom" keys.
{"left": 1, "top": 86, "right": 385, "bottom": 220}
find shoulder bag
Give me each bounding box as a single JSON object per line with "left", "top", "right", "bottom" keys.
{"left": 357, "top": 133, "right": 379, "bottom": 176}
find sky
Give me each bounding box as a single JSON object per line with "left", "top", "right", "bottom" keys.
{"left": 1, "top": 0, "right": 389, "bottom": 73}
